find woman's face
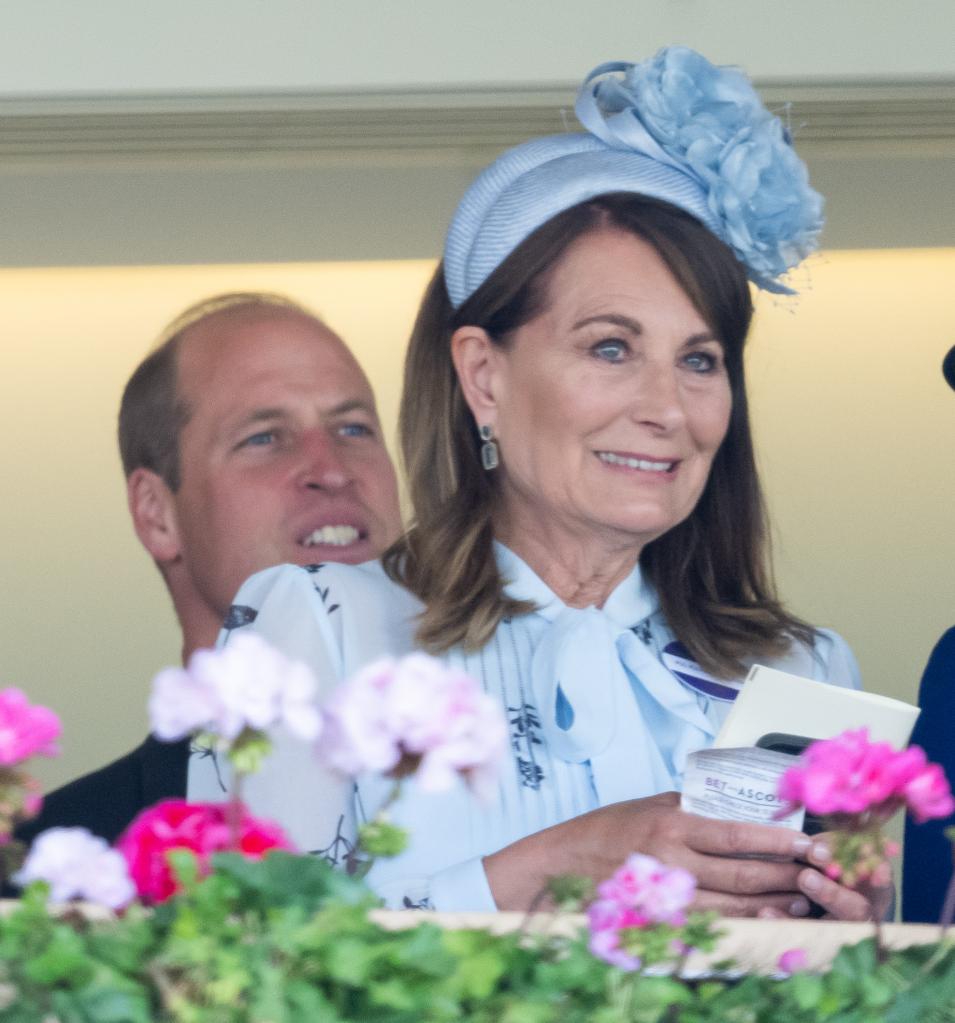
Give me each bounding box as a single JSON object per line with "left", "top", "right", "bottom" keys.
{"left": 464, "top": 227, "right": 733, "bottom": 555}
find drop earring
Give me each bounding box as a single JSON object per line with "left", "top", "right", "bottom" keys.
{"left": 479, "top": 424, "right": 499, "bottom": 470}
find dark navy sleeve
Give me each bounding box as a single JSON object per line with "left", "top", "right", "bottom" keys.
{"left": 903, "top": 627, "right": 955, "bottom": 922}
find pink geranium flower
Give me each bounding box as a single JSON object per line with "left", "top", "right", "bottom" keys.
{"left": 14, "top": 827, "right": 135, "bottom": 909}
{"left": 777, "top": 948, "right": 809, "bottom": 974}
{"left": 778, "top": 729, "right": 955, "bottom": 822}
{"left": 0, "top": 688, "right": 61, "bottom": 765}
{"left": 587, "top": 854, "right": 697, "bottom": 971}
{"left": 148, "top": 634, "right": 322, "bottom": 746}
{"left": 116, "top": 799, "right": 294, "bottom": 903}
{"left": 319, "top": 654, "right": 507, "bottom": 799}
{"left": 902, "top": 761, "right": 955, "bottom": 823}
{"left": 595, "top": 852, "right": 696, "bottom": 926}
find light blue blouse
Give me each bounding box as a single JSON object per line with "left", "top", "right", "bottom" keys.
{"left": 188, "top": 544, "right": 860, "bottom": 911}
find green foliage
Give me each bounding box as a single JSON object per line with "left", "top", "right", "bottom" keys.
{"left": 358, "top": 818, "right": 409, "bottom": 858}
{"left": 2, "top": 856, "right": 954, "bottom": 1022}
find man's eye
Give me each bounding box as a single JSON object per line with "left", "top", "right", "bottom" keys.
{"left": 592, "top": 339, "right": 628, "bottom": 362}
{"left": 239, "top": 431, "right": 276, "bottom": 448}
{"left": 683, "top": 351, "right": 720, "bottom": 373}
{"left": 338, "top": 422, "right": 374, "bottom": 438}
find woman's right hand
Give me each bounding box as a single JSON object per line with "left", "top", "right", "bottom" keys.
{"left": 483, "top": 791, "right": 815, "bottom": 916}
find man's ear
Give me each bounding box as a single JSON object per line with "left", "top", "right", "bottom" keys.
{"left": 450, "top": 325, "right": 505, "bottom": 426}
{"left": 127, "top": 468, "right": 182, "bottom": 565}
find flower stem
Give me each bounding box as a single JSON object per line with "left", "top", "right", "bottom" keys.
{"left": 939, "top": 865, "right": 955, "bottom": 932}
{"left": 227, "top": 774, "right": 244, "bottom": 852}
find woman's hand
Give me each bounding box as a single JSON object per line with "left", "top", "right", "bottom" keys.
{"left": 484, "top": 791, "right": 817, "bottom": 916}
{"left": 782, "top": 832, "right": 895, "bottom": 922}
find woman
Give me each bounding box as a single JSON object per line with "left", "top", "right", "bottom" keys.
{"left": 191, "top": 47, "right": 884, "bottom": 920}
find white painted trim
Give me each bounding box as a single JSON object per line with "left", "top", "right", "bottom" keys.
{"left": 2, "top": 81, "right": 953, "bottom": 158}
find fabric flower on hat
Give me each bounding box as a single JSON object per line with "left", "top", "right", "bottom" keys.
{"left": 579, "top": 47, "right": 824, "bottom": 291}
{"left": 14, "top": 827, "right": 135, "bottom": 909}
{"left": 117, "top": 799, "right": 294, "bottom": 903}
{"left": 703, "top": 116, "right": 823, "bottom": 280}
{"left": 598, "top": 46, "right": 765, "bottom": 157}
{"left": 149, "top": 633, "right": 322, "bottom": 746}
{"left": 319, "top": 653, "right": 507, "bottom": 799}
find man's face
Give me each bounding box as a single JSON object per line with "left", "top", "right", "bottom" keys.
{"left": 163, "top": 308, "right": 401, "bottom": 629}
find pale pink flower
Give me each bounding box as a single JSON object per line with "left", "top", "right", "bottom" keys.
{"left": 777, "top": 948, "right": 809, "bottom": 974}
{"left": 595, "top": 853, "right": 696, "bottom": 926}
{"left": 587, "top": 854, "right": 697, "bottom": 971}
{"left": 319, "top": 654, "right": 507, "bottom": 797}
{"left": 0, "top": 688, "right": 61, "bottom": 765}
{"left": 148, "top": 634, "right": 322, "bottom": 745}
{"left": 587, "top": 908, "right": 643, "bottom": 971}
{"left": 14, "top": 827, "right": 136, "bottom": 909}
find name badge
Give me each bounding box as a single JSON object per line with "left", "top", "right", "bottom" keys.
{"left": 662, "top": 641, "right": 743, "bottom": 702}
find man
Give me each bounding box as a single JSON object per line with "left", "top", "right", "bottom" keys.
{"left": 18, "top": 292, "right": 403, "bottom": 843}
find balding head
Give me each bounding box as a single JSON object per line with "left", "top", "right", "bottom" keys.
{"left": 119, "top": 292, "right": 311, "bottom": 489}
{"left": 121, "top": 292, "right": 402, "bottom": 657}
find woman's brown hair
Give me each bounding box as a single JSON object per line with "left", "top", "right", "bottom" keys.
{"left": 383, "top": 193, "right": 812, "bottom": 677}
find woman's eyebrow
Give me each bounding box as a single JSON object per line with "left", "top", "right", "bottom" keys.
{"left": 572, "top": 313, "right": 643, "bottom": 333}
{"left": 681, "top": 331, "right": 721, "bottom": 347}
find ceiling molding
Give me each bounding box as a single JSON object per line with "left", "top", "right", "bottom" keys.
{"left": 1, "top": 79, "right": 953, "bottom": 159}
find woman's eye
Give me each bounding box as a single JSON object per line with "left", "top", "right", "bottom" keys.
{"left": 592, "top": 339, "right": 629, "bottom": 363}
{"left": 683, "top": 351, "right": 721, "bottom": 373}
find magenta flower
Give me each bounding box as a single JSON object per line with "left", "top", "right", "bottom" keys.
{"left": 149, "top": 634, "right": 323, "bottom": 746}
{"left": 777, "top": 948, "right": 809, "bottom": 974}
{"left": 587, "top": 854, "right": 697, "bottom": 971}
{"left": 778, "top": 729, "right": 954, "bottom": 823}
{"left": 902, "top": 761, "right": 955, "bottom": 823}
{"left": 117, "top": 799, "right": 294, "bottom": 903}
{"left": 0, "top": 688, "right": 61, "bottom": 765}
{"left": 319, "top": 654, "right": 507, "bottom": 798}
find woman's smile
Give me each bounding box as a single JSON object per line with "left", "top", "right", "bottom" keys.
{"left": 595, "top": 451, "right": 679, "bottom": 476}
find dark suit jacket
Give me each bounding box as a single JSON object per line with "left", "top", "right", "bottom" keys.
{"left": 15, "top": 735, "right": 190, "bottom": 847}
{"left": 903, "top": 627, "right": 955, "bottom": 922}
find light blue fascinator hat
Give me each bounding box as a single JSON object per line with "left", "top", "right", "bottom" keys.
{"left": 444, "top": 46, "right": 824, "bottom": 307}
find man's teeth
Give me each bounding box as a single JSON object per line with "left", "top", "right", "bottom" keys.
{"left": 303, "top": 525, "right": 360, "bottom": 547}
{"left": 598, "top": 452, "right": 674, "bottom": 472}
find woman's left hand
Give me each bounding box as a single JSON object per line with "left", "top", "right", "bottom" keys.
{"left": 769, "top": 833, "right": 894, "bottom": 921}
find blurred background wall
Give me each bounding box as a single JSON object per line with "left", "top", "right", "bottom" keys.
{"left": 0, "top": 0, "right": 953, "bottom": 791}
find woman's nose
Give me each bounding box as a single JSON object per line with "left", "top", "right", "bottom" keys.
{"left": 631, "top": 361, "right": 687, "bottom": 432}
{"left": 298, "top": 432, "right": 352, "bottom": 491}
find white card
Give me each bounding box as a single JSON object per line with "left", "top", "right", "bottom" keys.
{"left": 714, "top": 665, "right": 919, "bottom": 750}
{"left": 681, "top": 746, "right": 805, "bottom": 828}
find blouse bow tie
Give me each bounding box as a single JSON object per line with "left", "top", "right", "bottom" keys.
{"left": 529, "top": 605, "right": 716, "bottom": 805}
{"left": 496, "top": 545, "right": 716, "bottom": 806}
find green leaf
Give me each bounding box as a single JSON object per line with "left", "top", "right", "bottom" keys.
{"left": 789, "top": 973, "right": 824, "bottom": 1010}
{"left": 358, "top": 819, "right": 409, "bottom": 858}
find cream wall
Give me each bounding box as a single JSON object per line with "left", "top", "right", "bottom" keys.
{"left": 2, "top": 0, "right": 954, "bottom": 95}
{"left": 2, "top": 249, "right": 954, "bottom": 789}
